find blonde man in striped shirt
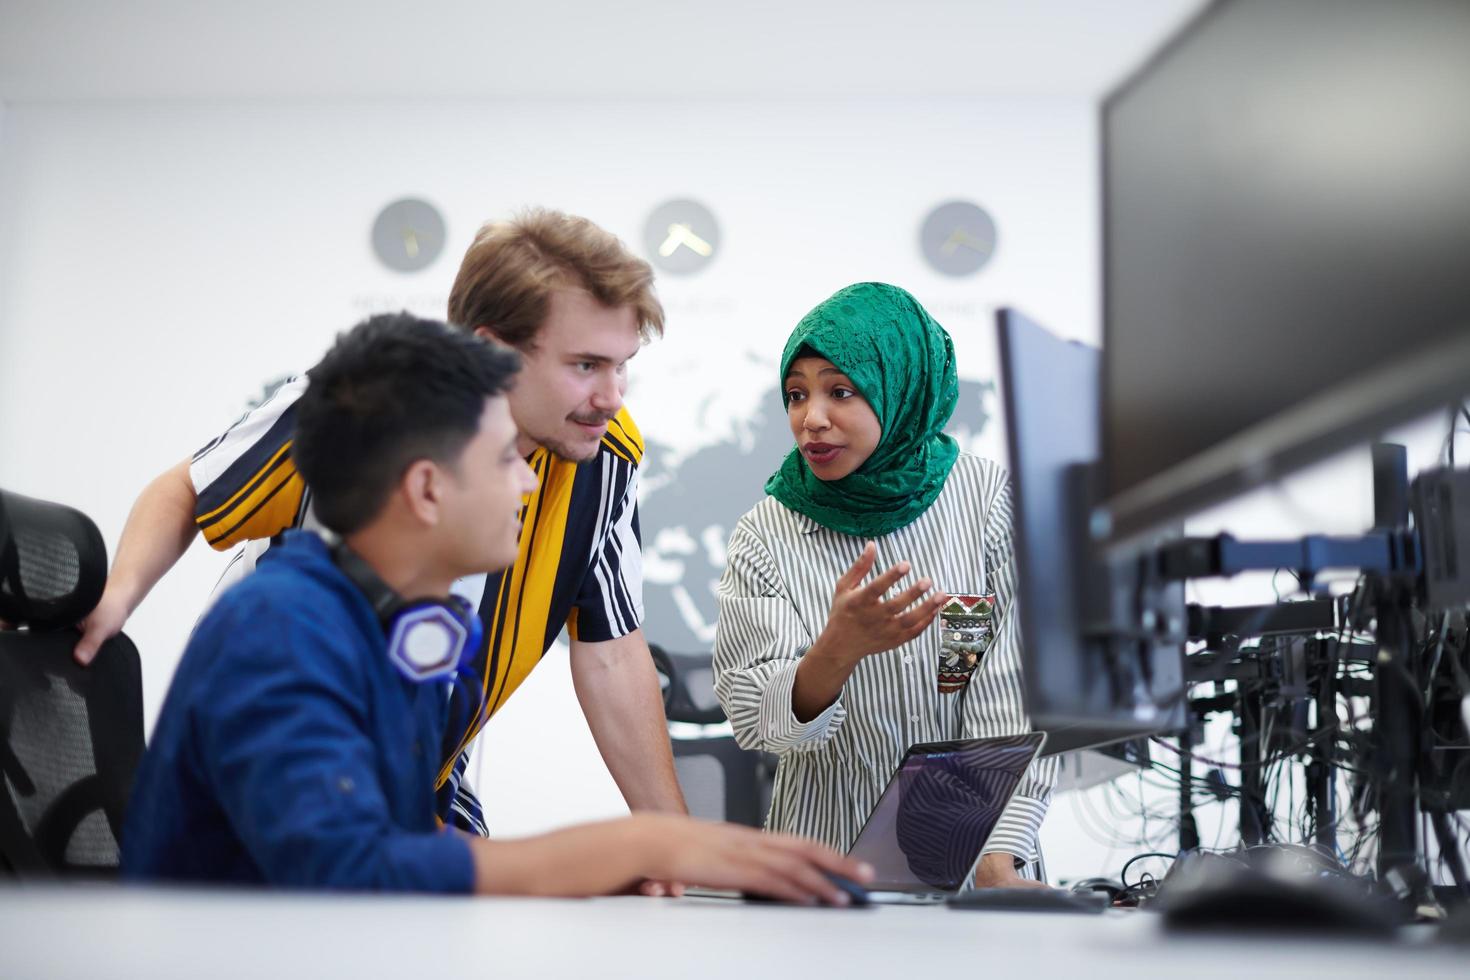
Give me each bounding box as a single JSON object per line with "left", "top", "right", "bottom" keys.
{"left": 713, "top": 283, "right": 1058, "bottom": 887}
{"left": 73, "top": 210, "right": 689, "bottom": 856}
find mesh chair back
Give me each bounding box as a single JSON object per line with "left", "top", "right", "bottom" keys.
{"left": 0, "top": 490, "right": 107, "bottom": 629}
{"left": 0, "top": 631, "right": 143, "bottom": 875}
{"left": 650, "top": 644, "right": 727, "bottom": 725}
{"left": 0, "top": 488, "right": 144, "bottom": 877}
{"left": 651, "top": 643, "right": 777, "bottom": 827}
{"left": 672, "top": 736, "right": 774, "bottom": 828}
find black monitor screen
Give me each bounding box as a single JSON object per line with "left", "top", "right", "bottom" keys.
{"left": 999, "top": 308, "right": 1185, "bottom": 748}
{"left": 1102, "top": 0, "right": 1470, "bottom": 541}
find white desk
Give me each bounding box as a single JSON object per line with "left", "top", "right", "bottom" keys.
{"left": 0, "top": 884, "right": 1463, "bottom": 979}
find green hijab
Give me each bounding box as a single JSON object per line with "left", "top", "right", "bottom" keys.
{"left": 765, "top": 282, "right": 959, "bottom": 537}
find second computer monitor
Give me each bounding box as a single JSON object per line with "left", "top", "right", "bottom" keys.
{"left": 998, "top": 307, "right": 1184, "bottom": 753}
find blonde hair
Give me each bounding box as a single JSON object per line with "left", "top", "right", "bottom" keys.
{"left": 447, "top": 208, "right": 664, "bottom": 348}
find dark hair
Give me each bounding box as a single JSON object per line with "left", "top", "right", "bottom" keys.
{"left": 785, "top": 343, "right": 822, "bottom": 371}
{"left": 293, "top": 312, "right": 521, "bottom": 534}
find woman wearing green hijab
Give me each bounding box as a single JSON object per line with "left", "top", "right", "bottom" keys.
{"left": 712, "top": 283, "right": 1057, "bottom": 888}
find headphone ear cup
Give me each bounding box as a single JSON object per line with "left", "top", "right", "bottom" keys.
{"left": 385, "top": 600, "right": 476, "bottom": 682}
{"left": 329, "top": 538, "right": 483, "bottom": 683}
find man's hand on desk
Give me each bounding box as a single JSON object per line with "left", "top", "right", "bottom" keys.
{"left": 974, "top": 852, "right": 1051, "bottom": 890}
{"left": 642, "top": 815, "right": 872, "bottom": 906}
{"left": 468, "top": 813, "right": 872, "bottom": 906}
{"left": 635, "top": 878, "right": 686, "bottom": 897}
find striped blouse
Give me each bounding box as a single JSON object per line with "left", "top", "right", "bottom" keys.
{"left": 712, "top": 453, "right": 1057, "bottom": 864}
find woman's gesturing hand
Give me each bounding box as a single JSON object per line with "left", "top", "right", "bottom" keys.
{"left": 820, "top": 541, "right": 948, "bottom": 666}
{"left": 792, "top": 541, "right": 949, "bottom": 722}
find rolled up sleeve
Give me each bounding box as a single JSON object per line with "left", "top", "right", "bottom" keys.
{"left": 713, "top": 521, "right": 847, "bottom": 754}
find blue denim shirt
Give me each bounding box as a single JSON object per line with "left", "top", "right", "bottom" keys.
{"left": 121, "top": 531, "right": 474, "bottom": 892}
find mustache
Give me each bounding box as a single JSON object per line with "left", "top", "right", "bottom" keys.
{"left": 569, "top": 412, "right": 616, "bottom": 426}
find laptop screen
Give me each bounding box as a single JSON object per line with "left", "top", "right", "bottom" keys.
{"left": 847, "top": 733, "right": 1045, "bottom": 893}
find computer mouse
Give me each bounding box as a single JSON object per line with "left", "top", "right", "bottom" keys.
{"left": 822, "top": 869, "right": 872, "bottom": 906}
{"left": 741, "top": 870, "right": 871, "bottom": 907}
{"left": 1157, "top": 854, "right": 1403, "bottom": 935}
{"left": 1070, "top": 877, "right": 1125, "bottom": 903}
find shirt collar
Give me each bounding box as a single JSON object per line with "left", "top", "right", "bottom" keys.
{"left": 792, "top": 511, "right": 823, "bottom": 536}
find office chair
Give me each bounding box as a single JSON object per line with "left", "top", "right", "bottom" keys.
{"left": 0, "top": 488, "right": 144, "bottom": 877}
{"left": 650, "top": 645, "right": 726, "bottom": 725}
{"left": 650, "top": 644, "right": 776, "bottom": 828}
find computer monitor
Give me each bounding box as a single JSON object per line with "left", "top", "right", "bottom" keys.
{"left": 998, "top": 308, "right": 1185, "bottom": 753}
{"left": 1098, "top": 0, "right": 1470, "bottom": 547}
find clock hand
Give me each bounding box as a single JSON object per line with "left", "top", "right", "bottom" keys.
{"left": 659, "top": 223, "right": 713, "bottom": 258}
{"left": 940, "top": 227, "right": 985, "bottom": 256}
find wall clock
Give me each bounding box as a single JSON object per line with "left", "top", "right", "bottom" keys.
{"left": 643, "top": 199, "right": 720, "bottom": 276}
{"left": 371, "top": 198, "right": 447, "bottom": 273}
{"left": 919, "top": 200, "right": 997, "bottom": 277}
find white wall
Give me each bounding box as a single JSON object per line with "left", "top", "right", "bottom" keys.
{"left": 0, "top": 93, "right": 1100, "bottom": 836}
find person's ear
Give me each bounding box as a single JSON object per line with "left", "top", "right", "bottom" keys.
{"left": 399, "top": 459, "right": 444, "bottom": 527}
{"left": 473, "top": 324, "right": 529, "bottom": 356}
{"left": 473, "top": 325, "right": 516, "bottom": 349}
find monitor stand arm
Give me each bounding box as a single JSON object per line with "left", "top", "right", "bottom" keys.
{"left": 1119, "top": 444, "right": 1458, "bottom": 899}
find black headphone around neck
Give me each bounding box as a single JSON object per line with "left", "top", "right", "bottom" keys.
{"left": 328, "top": 538, "right": 483, "bottom": 684}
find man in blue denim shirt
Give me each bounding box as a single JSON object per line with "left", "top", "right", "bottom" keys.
{"left": 122, "top": 312, "right": 868, "bottom": 901}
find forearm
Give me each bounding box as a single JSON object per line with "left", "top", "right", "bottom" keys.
{"left": 712, "top": 536, "right": 860, "bottom": 752}
{"left": 571, "top": 632, "right": 687, "bottom": 813}
{"left": 468, "top": 813, "right": 874, "bottom": 904}
{"left": 469, "top": 818, "right": 648, "bottom": 896}
{"left": 715, "top": 657, "right": 848, "bottom": 755}
{"left": 714, "top": 631, "right": 853, "bottom": 754}
{"left": 790, "top": 635, "right": 858, "bottom": 722}
{"left": 106, "top": 458, "right": 199, "bottom": 612}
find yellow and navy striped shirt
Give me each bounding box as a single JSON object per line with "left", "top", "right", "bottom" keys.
{"left": 189, "top": 375, "right": 647, "bottom": 832}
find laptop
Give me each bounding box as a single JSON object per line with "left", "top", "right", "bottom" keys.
{"left": 847, "top": 731, "right": 1047, "bottom": 904}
